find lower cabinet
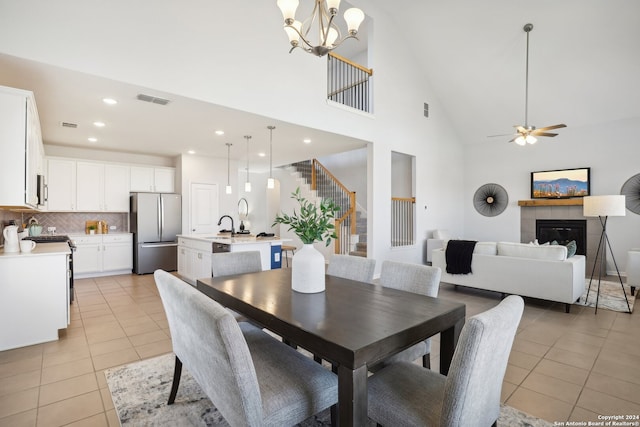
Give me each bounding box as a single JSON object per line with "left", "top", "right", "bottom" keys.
{"left": 178, "top": 237, "right": 212, "bottom": 285}
{"left": 73, "top": 234, "right": 133, "bottom": 278}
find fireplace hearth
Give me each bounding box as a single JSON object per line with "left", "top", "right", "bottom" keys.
{"left": 536, "top": 219, "right": 587, "bottom": 256}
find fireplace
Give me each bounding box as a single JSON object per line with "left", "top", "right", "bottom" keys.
{"left": 536, "top": 219, "right": 587, "bottom": 256}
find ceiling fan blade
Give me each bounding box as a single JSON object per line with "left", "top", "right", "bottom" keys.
{"left": 531, "top": 132, "right": 558, "bottom": 137}
{"left": 508, "top": 136, "right": 518, "bottom": 143}
{"left": 487, "top": 133, "right": 516, "bottom": 138}
{"left": 535, "top": 124, "right": 567, "bottom": 132}
{"left": 514, "top": 125, "right": 527, "bottom": 133}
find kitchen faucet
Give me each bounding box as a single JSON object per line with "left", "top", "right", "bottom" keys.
{"left": 217, "top": 215, "right": 235, "bottom": 235}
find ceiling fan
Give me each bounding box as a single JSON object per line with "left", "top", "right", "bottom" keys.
{"left": 490, "top": 23, "right": 566, "bottom": 145}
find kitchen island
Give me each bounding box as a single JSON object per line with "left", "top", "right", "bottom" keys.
{"left": 0, "top": 242, "right": 71, "bottom": 351}
{"left": 177, "top": 234, "right": 291, "bottom": 285}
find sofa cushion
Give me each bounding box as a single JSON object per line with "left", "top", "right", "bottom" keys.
{"left": 474, "top": 242, "right": 497, "bottom": 256}
{"left": 497, "top": 242, "right": 567, "bottom": 261}
{"left": 565, "top": 240, "right": 577, "bottom": 258}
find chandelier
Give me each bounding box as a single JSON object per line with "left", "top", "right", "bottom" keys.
{"left": 276, "top": 0, "right": 365, "bottom": 57}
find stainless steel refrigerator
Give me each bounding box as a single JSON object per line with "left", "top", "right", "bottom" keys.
{"left": 130, "top": 192, "right": 181, "bottom": 274}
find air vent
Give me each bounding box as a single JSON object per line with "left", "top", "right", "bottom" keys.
{"left": 61, "top": 122, "right": 78, "bottom": 128}
{"left": 136, "top": 93, "right": 170, "bottom": 105}
{"left": 423, "top": 102, "right": 429, "bottom": 118}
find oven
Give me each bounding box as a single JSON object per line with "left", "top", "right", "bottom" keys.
{"left": 23, "top": 235, "right": 75, "bottom": 303}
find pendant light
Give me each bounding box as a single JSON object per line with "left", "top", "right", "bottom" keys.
{"left": 244, "top": 135, "right": 252, "bottom": 192}
{"left": 267, "top": 125, "right": 276, "bottom": 189}
{"left": 225, "top": 143, "right": 232, "bottom": 194}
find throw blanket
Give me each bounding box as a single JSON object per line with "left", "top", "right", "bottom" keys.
{"left": 445, "top": 240, "right": 478, "bottom": 274}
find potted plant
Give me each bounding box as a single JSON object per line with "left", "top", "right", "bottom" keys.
{"left": 88, "top": 225, "right": 96, "bottom": 235}
{"left": 273, "top": 187, "right": 340, "bottom": 293}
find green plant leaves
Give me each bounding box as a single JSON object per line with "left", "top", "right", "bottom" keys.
{"left": 272, "top": 187, "right": 340, "bottom": 246}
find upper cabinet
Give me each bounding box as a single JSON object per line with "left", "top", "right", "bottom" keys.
{"left": 130, "top": 166, "right": 175, "bottom": 193}
{"left": 46, "top": 158, "right": 174, "bottom": 212}
{"left": 0, "top": 85, "right": 44, "bottom": 209}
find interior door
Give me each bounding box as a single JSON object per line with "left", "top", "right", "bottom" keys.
{"left": 190, "top": 183, "right": 218, "bottom": 234}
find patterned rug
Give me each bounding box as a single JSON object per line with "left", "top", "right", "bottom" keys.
{"left": 576, "top": 279, "right": 636, "bottom": 313}
{"left": 106, "top": 353, "right": 552, "bottom": 427}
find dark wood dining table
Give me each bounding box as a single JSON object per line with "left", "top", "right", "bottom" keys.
{"left": 196, "top": 269, "right": 466, "bottom": 427}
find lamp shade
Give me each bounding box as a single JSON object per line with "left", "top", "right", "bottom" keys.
{"left": 583, "top": 195, "right": 626, "bottom": 217}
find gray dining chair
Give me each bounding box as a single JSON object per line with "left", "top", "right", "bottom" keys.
{"left": 211, "top": 250, "right": 262, "bottom": 276}
{"left": 327, "top": 254, "right": 376, "bottom": 283}
{"left": 369, "top": 260, "right": 441, "bottom": 372}
{"left": 211, "top": 251, "right": 263, "bottom": 322}
{"left": 368, "top": 295, "right": 524, "bottom": 427}
{"left": 154, "top": 269, "right": 338, "bottom": 426}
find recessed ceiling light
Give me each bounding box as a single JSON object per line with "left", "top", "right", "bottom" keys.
{"left": 303, "top": 138, "right": 312, "bottom": 144}
{"left": 102, "top": 98, "right": 118, "bottom": 105}
{"left": 215, "top": 130, "right": 225, "bottom": 136}
{"left": 88, "top": 137, "right": 98, "bottom": 143}
{"left": 187, "top": 150, "right": 196, "bottom": 154}
{"left": 258, "top": 152, "right": 266, "bottom": 157}
{"left": 93, "top": 121, "right": 105, "bottom": 127}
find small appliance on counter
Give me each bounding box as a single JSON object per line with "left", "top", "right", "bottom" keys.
{"left": 2, "top": 224, "right": 20, "bottom": 253}
{"left": 27, "top": 217, "right": 42, "bottom": 237}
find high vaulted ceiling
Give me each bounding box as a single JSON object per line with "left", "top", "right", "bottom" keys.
{"left": 0, "top": 0, "right": 638, "bottom": 168}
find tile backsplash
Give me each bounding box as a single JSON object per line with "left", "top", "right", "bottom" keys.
{"left": 1, "top": 211, "right": 128, "bottom": 234}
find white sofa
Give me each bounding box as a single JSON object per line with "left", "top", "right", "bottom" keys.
{"left": 432, "top": 241, "right": 586, "bottom": 313}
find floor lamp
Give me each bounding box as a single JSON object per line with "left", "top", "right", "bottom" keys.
{"left": 583, "top": 195, "right": 631, "bottom": 314}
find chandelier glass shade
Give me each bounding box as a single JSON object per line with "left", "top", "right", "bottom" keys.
{"left": 277, "top": 0, "right": 365, "bottom": 57}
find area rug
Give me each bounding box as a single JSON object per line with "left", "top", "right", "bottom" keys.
{"left": 106, "top": 353, "right": 552, "bottom": 427}
{"left": 576, "top": 279, "right": 636, "bottom": 313}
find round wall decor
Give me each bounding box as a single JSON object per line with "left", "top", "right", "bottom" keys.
{"left": 473, "top": 183, "right": 509, "bottom": 217}
{"left": 621, "top": 172, "right": 640, "bottom": 215}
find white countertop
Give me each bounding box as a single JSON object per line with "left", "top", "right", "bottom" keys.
{"left": 0, "top": 242, "right": 70, "bottom": 258}
{"left": 178, "top": 234, "right": 291, "bottom": 245}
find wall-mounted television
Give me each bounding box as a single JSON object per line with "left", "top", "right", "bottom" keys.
{"left": 531, "top": 167, "right": 590, "bottom": 199}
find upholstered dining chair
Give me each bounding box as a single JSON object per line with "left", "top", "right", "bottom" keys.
{"left": 154, "top": 270, "right": 338, "bottom": 426}
{"left": 326, "top": 254, "right": 376, "bottom": 283}
{"left": 369, "top": 260, "right": 442, "bottom": 372}
{"left": 211, "top": 250, "right": 262, "bottom": 276}
{"left": 368, "top": 295, "right": 524, "bottom": 427}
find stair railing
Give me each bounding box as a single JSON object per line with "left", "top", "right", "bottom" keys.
{"left": 310, "top": 159, "right": 356, "bottom": 255}
{"left": 391, "top": 197, "right": 416, "bottom": 247}
{"left": 327, "top": 52, "right": 373, "bottom": 113}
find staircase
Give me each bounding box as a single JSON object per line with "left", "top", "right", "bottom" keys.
{"left": 289, "top": 160, "right": 367, "bottom": 257}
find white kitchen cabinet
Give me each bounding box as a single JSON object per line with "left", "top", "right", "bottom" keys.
{"left": 76, "top": 162, "right": 104, "bottom": 211}
{"left": 76, "top": 162, "right": 130, "bottom": 212}
{"left": 177, "top": 237, "right": 212, "bottom": 285}
{"left": 73, "top": 234, "right": 133, "bottom": 278}
{"left": 46, "top": 159, "right": 77, "bottom": 211}
{"left": 104, "top": 164, "right": 130, "bottom": 211}
{"left": 130, "top": 166, "right": 175, "bottom": 193}
{"left": 0, "top": 244, "right": 70, "bottom": 351}
{"left": 102, "top": 234, "right": 133, "bottom": 271}
{"left": 0, "top": 85, "right": 44, "bottom": 209}
{"left": 73, "top": 235, "right": 103, "bottom": 274}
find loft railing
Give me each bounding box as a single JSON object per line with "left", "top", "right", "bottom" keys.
{"left": 327, "top": 52, "right": 373, "bottom": 113}
{"left": 391, "top": 197, "right": 416, "bottom": 247}
{"left": 291, "top": 159, "right": 356, "bottom": 255}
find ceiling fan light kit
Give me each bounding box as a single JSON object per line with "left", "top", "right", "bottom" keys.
{"left": 490, "top": 23, "right": 567, "bottom": 145}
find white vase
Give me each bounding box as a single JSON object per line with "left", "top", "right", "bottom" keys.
{"left": 291, "top": 244, "right": 326, "bottom": 293}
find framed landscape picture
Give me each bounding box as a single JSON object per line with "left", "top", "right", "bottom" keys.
{"left": 531, "top": 167, "right": 590, "bottom": 199}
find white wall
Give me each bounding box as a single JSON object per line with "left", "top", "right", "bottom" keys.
{"left": 0, "top": 0, "right": 467, "bottom": 271}
{"left": 463, "top": 117, "right": 640, "bottom": 272}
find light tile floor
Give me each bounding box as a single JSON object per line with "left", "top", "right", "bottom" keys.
{"left": 1, "top": 273, "right": 639, "bottom": 426}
